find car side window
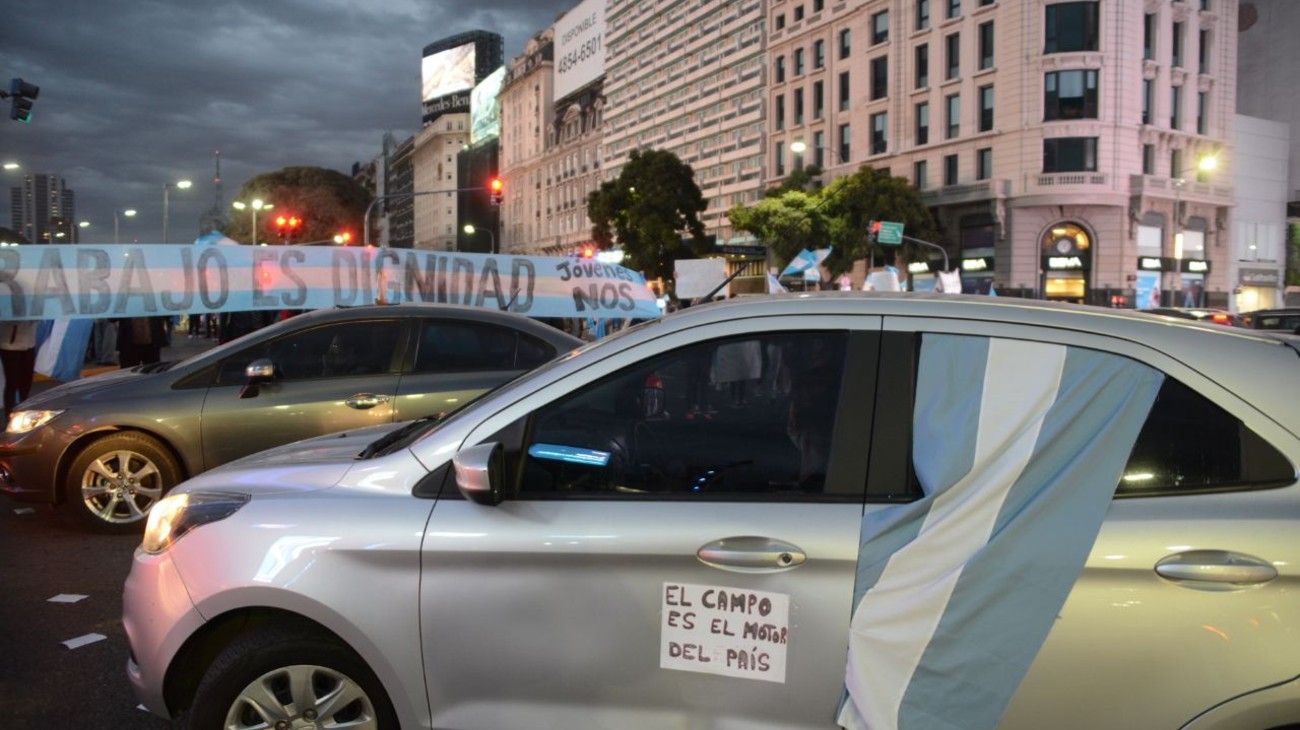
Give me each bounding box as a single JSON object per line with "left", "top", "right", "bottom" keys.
{"left": 518, "top": 332, "right": 848, "bottom": 500}
{"left": 414, "top": 320, "right": 548, "bottom": 373}
{"left": 216, "top": 321, "right": 401, "bottom": 384}
{"left": 1118, "top": 377, "right": 1294, "bottom": 496}
{"left": 515, "top": 334, "right": 557, "bottom": 369}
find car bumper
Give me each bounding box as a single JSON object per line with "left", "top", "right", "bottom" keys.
{"left": 123, "top": 548, "right": 205, "bottom": 718}
{"left": 0, "top": 425, "right": 74, "bottom": 503}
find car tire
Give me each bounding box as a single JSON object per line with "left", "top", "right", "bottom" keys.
{"left": 179, "top": 624, "right": 398, "bottom": 730}
{"left": 64, "top": 431, "right": 181, "bottom": 533}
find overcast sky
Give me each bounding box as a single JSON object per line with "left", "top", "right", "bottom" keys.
{"left": 0, "top": 0, "right": 571, "bottom": 243}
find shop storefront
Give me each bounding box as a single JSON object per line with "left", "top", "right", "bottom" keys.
{"left": 1134, "top": 256, "right": 1169, "bottom": 310}
{"left": 1040, "top": 222, "right": 1092, "bottom": 303}
{"left": 960, "top": 214, "right": 996, "bottom": 295}
{"left": 1235, "top": 266, "right": 1281, "bottom": 313}
{"left": 1177, "top": 258, "right": 1210, "bottom": 307}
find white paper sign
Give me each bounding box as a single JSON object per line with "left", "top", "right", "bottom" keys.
{"left": 660, "top": 582, "right": 790, "bottom": 683}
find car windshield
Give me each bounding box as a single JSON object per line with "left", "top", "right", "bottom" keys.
{"left": 371, "top": 316, "right": 662, "bottom": 456}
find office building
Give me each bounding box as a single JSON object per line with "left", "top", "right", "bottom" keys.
{"left": 10, "top": 174, "right": 76, "bottom": 244}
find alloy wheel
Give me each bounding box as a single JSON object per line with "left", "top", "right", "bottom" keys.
{"left": 79, "top": 449, "right": 164, "bottom": 524}
{"left": 224, "top": 664, "right": 378, "bottom": 730}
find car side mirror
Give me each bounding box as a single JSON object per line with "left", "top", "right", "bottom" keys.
{"left": 453, "top": 441, "right": 506, "bottom": 506}
{"left": 239, "top": 358, "right": 277, "bottom": 399}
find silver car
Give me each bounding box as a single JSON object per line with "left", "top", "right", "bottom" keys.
{"left": 123, "top": 295, "right": 1300, "bottom": 729}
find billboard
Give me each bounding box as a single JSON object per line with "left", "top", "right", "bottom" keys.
{"left": 422, "top": 43, "right": 476, "bottom": 103}
{"left": 554, "top": 0, "right": 605, "bottom": 101}
{"left": 470, "top": 66, "right": 506, "bottom": 145}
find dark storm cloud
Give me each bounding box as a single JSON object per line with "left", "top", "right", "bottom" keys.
{"left": 0, "top": 0, "right": 572, "bottom": 243}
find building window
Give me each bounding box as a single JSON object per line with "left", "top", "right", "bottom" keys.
{"left": 1143, "top": 13, "right": 1155, "bottom": 60}
{"left": 775, "top": 141, "right": 785, "bottom": 176}
{"left": 946, "top": 93, "right": 960, "bottom": 138}
{"left": 814, "top": 39, "right": 825, "bottom": 69}
{"left": 916, "top": 102, "right": 930, "bottom": 145}
{"left": 1171, "top": 85, "right": 1181, "bottom": 129}
{"left": 776, "top": 13, "right": 785, "bottom": 30}
{"left": 794, "top": 88, "right": 805, "bottom": 124}
{"left": 979, "top": 0, "right": 994, "bottom": 5}
{"left": 839, "top": 28, "right": 851, "bottom": 59}
{"left": 979, "top": 21, "right": 994, "bottom": 69}
{"left": 1142, "top": 79, "right": 1153, "bottom": 124}
{"left": 775, "top": 94, "right": 785, "bottom": 130}
{"left": 916, "top": 44, "right": 929, "bottom": 88}
{"left": 1142, "top": 144, "right": 1154, "bottom": 174}
{"left": 979, "top": 85, "right": 994, "bottom": 131}
{"left": 1172, "top": 21, "right": 1184, "bottom": 67}
{"left": 794, "top": 48, "right": 805, "bottom": 75}
{"left": 871, "top": 112, "right": 888, "bottom": 154}
{"left": 839, "top": 123, "right": 851, "bottom": 163}
{"left": 872, "top": 11, "right": 889, "bottom": 44}
{"left": 947, "top": 0, "right": 961, "bottom": 19}
{"left": 839, "top": 71, "right": 850, "bottom": 111}
{"left": 914, "top": 160, "right": 928, "bottom": 189}
{"left": 814, "top": 0, "right": 824, "bottom": 11}
{"left": 917, "top": 0, "right": 930, "bottom": 30}
{"left": 1042, "top": 137, "right": 1098, "bottom": 172}
{"left": 775, "top": 56, "right": 785, "bottom": 83}
{"left": 1198, "top": 30, "right": 1210, "bottom": 74}
{"left": 813, "top": 80, "right": 824, "bottom": 119}
{"left": 1170, "top": 149, "right": 1182, "bottom": 178}
{"left": 871, "top": 56, "right": 888, "bottom": 100}
{"left": 814, "top": 130, "right": 826, "bottom": 167}
{"left": 946, "top": 33, "right": 960, "bottom": 80}
{"left": 976, "top": 147, "right": 992, "bottom": 179}
{"left": 1196, "top": 92, "right": 1207, "bottom": 134}
{"left": 1044, "top": 69, "right": 1098, "bottom": 120}
{"left": 1044, "top": 2, "right": 1099, "bottom": 53}
{"left": 944, "top": 153, "right": 959, "bottom": 185}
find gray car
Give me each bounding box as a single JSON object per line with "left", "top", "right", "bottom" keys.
{"left": 0, "top": 304, "right": 579, "bottom": 532}
{"left": 123, "top": 294, "right": 1300, "bottom": 729}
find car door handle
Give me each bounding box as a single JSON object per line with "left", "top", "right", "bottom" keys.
{"left": 345, "top": 393, "right": 390, "bottom": 410}
{"left": 1155, "top": 550, "right": 1278, "bottom": 588}
{"left": 696, "top": 536, "right": 806, "bottom": 573}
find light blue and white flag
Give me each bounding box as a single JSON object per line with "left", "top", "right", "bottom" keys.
{"left": 780, "top": 247, "right": 831, "bottom": 278}
{"left": 767, "top": 273, "right": 787, "bottom": 294}
{"left": 35, "top": 319, "right": 95, "bottom": 382}
{"left": 838, "top": 334, "right": 1163, "bottom": 730}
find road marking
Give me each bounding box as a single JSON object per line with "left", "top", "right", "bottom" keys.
{"left": 137, "top": 704, "right": 148, "bottom": 712}
{"left": 62, "top": 633, "right": 107, "bottom": 650}
{"left": 12, "top": 508, "right": 35, "bottom": 515}
{"left": 48, "top": 594, "right": 89, "bottom": 604}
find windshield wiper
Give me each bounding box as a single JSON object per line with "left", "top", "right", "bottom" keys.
{"left": 358, "top": 414, "right": 443, "bottom": 460}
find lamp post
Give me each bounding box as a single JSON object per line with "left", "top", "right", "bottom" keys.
{"left": 1170, "top": 153, "right": 1218, "bottom": 306}
{"left": 231, "top": 198, "right": 273, "bottom": 245}
{"left": 2, "top": 162, "right": 18, "bottom": 171}
{"left": 162, "top": 179, "right": 193, "bottom": 244}
{"left": 114, "top": 209, "right": 137, "bottom": 244}
{"left": 463, "top": 223, "right": 496, "bottom": 254}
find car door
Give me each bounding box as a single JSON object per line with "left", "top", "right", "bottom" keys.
{"left": 875, "top": 318, "right": 1300, "bottom": 729}
{"left": 420, "top": 316, "right": 885, "bottom": 729}
{"left": 199, "top": 318, "right": 408, "bottom": 468}
{"left": 391, "top": 318, "right": 556, "bottom": 421}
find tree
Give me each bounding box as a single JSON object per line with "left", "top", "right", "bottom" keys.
{"left": 727, "top": 191, "right": 829, "bottom": 266}
{"left": 817, "top": 166, "right": 938, "bottom": 274}
{"left": 764, "top": 165, "right": 823, "bottom": 198}
{"left": 587, "top": 149, "right": 710, "bottom": 281}
{"left": 0, "top": 227, "right": 28, "bottom": 245}
{"left": 225, "top": 166, "right": 371, "bottom": 245}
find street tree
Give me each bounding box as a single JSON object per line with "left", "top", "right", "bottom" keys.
{"left": 727, "top": 190, "right": 829, "bottom": 266}
{"left": 225, "top": 166, "right": 371, "bottom": 245}
{"left": 818, "top": 166, "right": 938, "bottom": 273}
{"left": 587, "top": 149, "right": 710, "bottom": 281}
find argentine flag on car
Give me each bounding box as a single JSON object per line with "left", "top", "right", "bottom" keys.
{"left": 838, "top": 334, "right": 1163, "bottom": 730}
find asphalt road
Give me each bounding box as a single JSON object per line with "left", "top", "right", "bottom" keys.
{"left": 0, "top": 498, "right": 168, "bottom": 729}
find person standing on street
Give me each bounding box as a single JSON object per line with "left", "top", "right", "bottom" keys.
{"left": 116, "top": 317, "right": 167, "bottom": 368}
{"left": 0, "top": 320, "right": 38, "bottom": 424}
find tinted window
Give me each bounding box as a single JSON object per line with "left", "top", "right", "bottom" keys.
{"left": 218, "top": 320, "right": 401, "bottom": 384}
{"left": 1118, "top": 378, "right": 1294, "bottom": 496}
{"left": 519, "top": 332, "right": 848, "bottom": 500}
{"left": 1042, "top": 137, "right": 1097, "bottom": 172}
{"left": 1044, "top": 1, "right": 1099, "bottom": 53}
{"left": 414, "top": 320, "right": 550, "bottom": 373}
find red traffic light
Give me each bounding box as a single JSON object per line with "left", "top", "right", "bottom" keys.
{"left": 275, "top": 215, "right": 288, "bottom": 229}
{"left": 288, "top": 216, "right": 302, "bottom": 229}
{"left": 579, "top": 245, "right": 596, "bottom": 259}
{"left": 489, "top": 177, "right": 504, "bottom": 193}
{"left": 869, "top": 220, "right": 882, "bottom": 234}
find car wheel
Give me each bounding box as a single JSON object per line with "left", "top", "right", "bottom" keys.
{"left": 64, "top": 432, "right": 181, "bottom": 533}
{"left": 181, "top": 624, "right": 397, "bottom": 730}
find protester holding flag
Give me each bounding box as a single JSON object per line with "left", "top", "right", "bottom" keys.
{"left": 0, "top": 320, "right": 38, "bottom": 423}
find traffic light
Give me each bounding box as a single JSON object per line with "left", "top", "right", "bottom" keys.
{"left": 274, "top": 215, "right": 288, "bottom": 241}
{"left": 579, "top": 244, "right": 596, "bottom": 259}
{"left": 333, "top": 231, "right": 353, "bottom": 245}
{"left": 488, "top": 177, "right": 504, "bottom": 206}
{"left": 867, "top": 220, "right": 882, "bottom": 244}
{"left": 6, "top": 78, "right": 39, "bottom": 123}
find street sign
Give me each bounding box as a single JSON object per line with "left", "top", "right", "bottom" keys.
{"left": 876, "top": 220, "right": 905, "bottom": 246}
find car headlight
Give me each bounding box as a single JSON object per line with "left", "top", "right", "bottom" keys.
{"left": 6, "top": 409, "right": 64, "bottom": 434}
{"left": 141, "top": 492, "right": 249, "bottom": 554}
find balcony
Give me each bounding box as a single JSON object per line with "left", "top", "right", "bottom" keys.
{"left": 920, "top": 179, "right": 1010, "bottom": 206}
{"left": 1129, "top": 174, "right": 1233, "bottom": 205}
{"left": 1036, "top": 172, "right": 1107, "bottom": 187}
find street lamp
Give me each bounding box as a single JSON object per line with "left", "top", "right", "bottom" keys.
{"left": 162, "top": 179, "right": 193, "bottom": 244}
{"left": 113, "top": 209, "right": 137, "bottom": 244}
{"left": 232, "top": 198, "right": 273, "bottom": 245}
{"left": 2, "top": 162, "right": 18, "bottom": 171}
{"left": 1170, "top": 153, "right": 1219, "bottom": 305}
{"left": 463, "top": 223, "right": 496, "bottom": 254}
{"left": 790, "top": 139, "right": 807, "bottom": 172}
